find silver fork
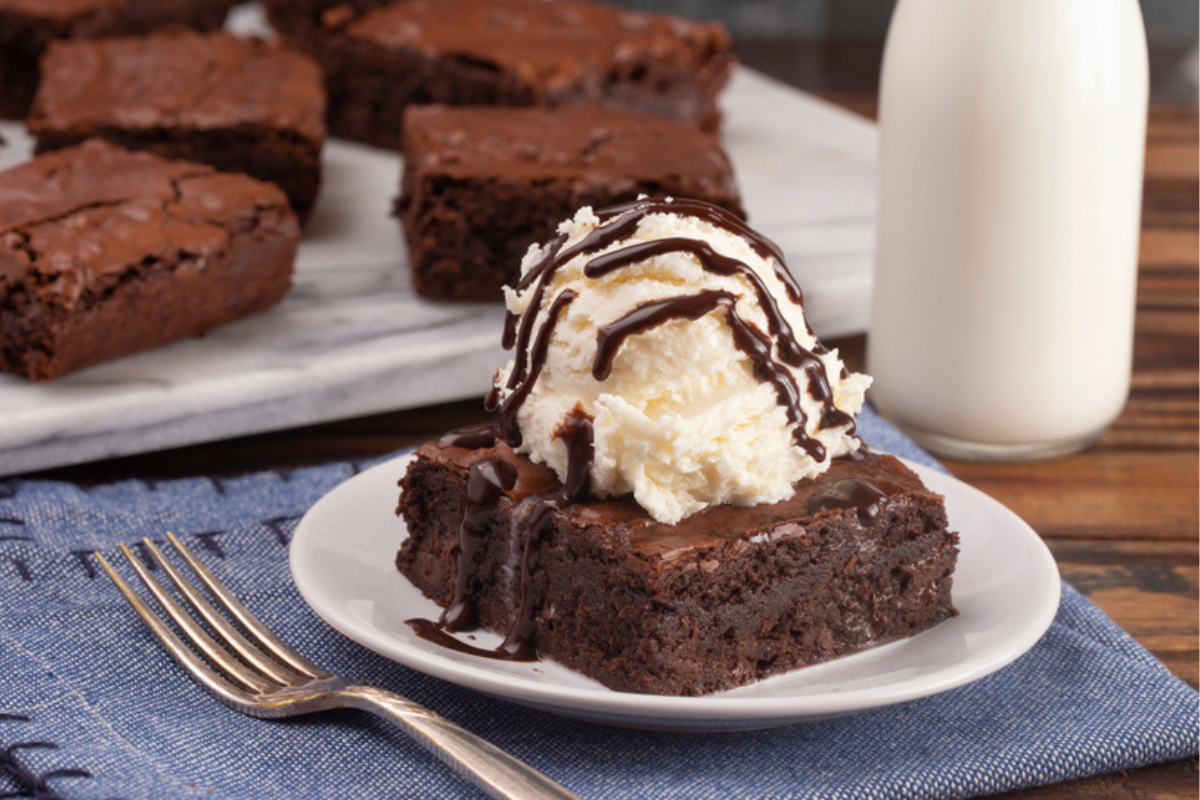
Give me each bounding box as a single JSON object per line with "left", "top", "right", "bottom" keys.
{"left": 97, "top": 532, "right": 581, "bottom": 800}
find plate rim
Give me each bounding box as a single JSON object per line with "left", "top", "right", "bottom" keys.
{"left": 290, "top": 451, "right": 1061, "bottom": 723}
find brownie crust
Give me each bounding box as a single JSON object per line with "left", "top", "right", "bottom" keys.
{"left": 28, "top": 29, "right": 327, "bottom": 221}
{"left": 318, "top": 0, "right": 733, "bottom": 150}
{"left": 0, "top": 0, "right": 235, "bottom": 119}
{"left": 396, "top": 440, "right": 959, "bottom": 696}
{"left": 0, "top": 139, "right": 299, "bottom": 380}
{"left": 260, "top": 0, "right": 388, "bottom": 41}
{"left": 396, "top": 105, "right": 746, "bottom": 302}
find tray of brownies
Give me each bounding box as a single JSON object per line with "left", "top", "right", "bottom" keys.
{"left": 0, "top": 0, "right": 877, "bottom": 476}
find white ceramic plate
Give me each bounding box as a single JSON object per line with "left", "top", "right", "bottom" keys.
{"left": 290, "top": 453, "right": 1060, "bottom": 731}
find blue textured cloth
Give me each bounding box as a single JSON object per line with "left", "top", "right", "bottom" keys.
{"left": 0, "top": 407, "right": 1195, "bottom": 800}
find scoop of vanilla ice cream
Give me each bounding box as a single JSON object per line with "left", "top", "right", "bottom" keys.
{"left": 492, "top": 202, "right": 871, "bottom": 524}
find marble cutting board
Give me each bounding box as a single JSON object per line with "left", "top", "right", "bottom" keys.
{"left": 0, "top": 60, "right": 877, "bottom": 477}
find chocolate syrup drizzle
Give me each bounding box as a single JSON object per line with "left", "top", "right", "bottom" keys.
{"left": 593, "top": 290, "right": 736, "bottom": 380}
{"left": 415, "top": 198, "right": 863, "bottom": 662}
{"left": 407, "top": 415, "right": 595, "bottom": 661}
{"left": 584, "top": 232, "right": 853, "bottom": 436}
{"left": 439, "top": 457, "right": 518, "bottom": 631}
{"left": 489, "top": 197, "right": 854, "bottom": 460}
{"left": 593, "top": 289, "right": 826, "bottom": 459}
{"left": 489, "top": 289, "right": 577, "bottom": 447}
{"left": 554, "top": 406, "right": 595, "bottom": 504}
{"left": 408, "top": 424, "right": 535, "bottom": 661}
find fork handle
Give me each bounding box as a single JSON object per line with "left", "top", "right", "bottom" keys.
{"left": 337, "top": 684, "right": 583, "bottom": 800}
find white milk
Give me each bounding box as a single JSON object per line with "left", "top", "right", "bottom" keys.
{"left": 867, "top": 0, "right": 1149, "bottom": 460}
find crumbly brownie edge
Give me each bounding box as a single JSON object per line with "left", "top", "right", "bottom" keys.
{"left": 33, "top": 128, "right": 322, "bottom": 223}
{"left": 530, "top": 495, "right": 957, "bottom": 696}
{"left": 119, "top": 0, "right": 233, "bottom": 32}
{"left": 0, "top": 9, "right": 74, "bottom": 119}
{"left": 395, "top": 174, "right": 747, "bottom": 303}
{"left": 0, "top": 180, "right": 298, "bottom": 381}
{"left": 549, "top": 32, "right": 734, "bottom": 132}
{"left": 319, "top": 35, "right": 538, "bottom": 150}
{"left": 262, "top": 0, "right": 388, "bottom": 42}
{"left": 0, "top": 1, "right": 233, "bottom": 120}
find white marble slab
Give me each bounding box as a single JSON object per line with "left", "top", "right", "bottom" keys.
{"left": 0, "top": 57, "right": 877, "bottom": 477}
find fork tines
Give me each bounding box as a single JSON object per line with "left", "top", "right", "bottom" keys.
{"left": 97, "top": 532, "right": 331, "bottom": 708}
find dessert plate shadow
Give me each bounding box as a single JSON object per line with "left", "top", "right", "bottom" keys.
{"left": 290, "top": 453, "right": 1060, "bottom": 732}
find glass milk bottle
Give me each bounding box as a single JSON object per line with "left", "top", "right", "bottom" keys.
{"left": 867, "top": 0, "right": 1149, "bottom": 461}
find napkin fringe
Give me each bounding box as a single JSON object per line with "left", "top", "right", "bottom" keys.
{"left": 0, "top": 713, "right": 96, "bottom": 800}
{"left": 1, "top": 516, "right": 308, "bottom": 586}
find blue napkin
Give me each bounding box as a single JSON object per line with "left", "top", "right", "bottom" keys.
{"left": 1, "top": 406, "right": 1195, "bottom": 800}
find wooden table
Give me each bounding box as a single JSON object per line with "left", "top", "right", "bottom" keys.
{"left": 37, "top": 50, "right": 1198, "bottom": 800}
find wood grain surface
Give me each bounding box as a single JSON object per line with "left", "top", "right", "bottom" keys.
{"left": 34, "top": 57, "right": 1198, "bottom": 800}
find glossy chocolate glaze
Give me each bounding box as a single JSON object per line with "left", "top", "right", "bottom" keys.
{"left": 595, "top": 198, "right": 785, "bottom": 271}
{"left": 495, "top": 494, "right": 565, "bottom": 660}
{"left": 723, "top": 295, "right": 827, "bottom": 460}
{"left": 416, "top": 439, "right": 929, "bottom": 560}
{"left": 554, "top": 407, "right": 594, "bottom": 504}
{"left": 439, "top": 457, "right": 517, "bottom": 631}
{"left": 500, "top": 232, "right": 566, "bottom": 350}
{"left": 807, "top": 479, "right": 889, "bottom": 523}
{"left": 437, "top": 424, "right": 502, "bottom": 450}
{"left": 409, "top": 421, "right": 594, "bottom": 661}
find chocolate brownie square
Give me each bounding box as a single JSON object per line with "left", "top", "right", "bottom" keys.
{"left": 0, "top": 140, "right": 299, "bottom": 381}
{"left": 318, "top": 0, "right": 733, "bottom": 150}
{"left": 395, "top": 105, "right": 745, "bottom": 302}
{"left": 0, "top": 0, "right": 235, "bottom": 119}
{"left": 28, "top": 28, "right": 327, "bottom": 222}
{"left": 260, "top": 0, "right": 388, "bottom": 41}
{"left": 396, "top": 437, "right": 959, "bottom": 696}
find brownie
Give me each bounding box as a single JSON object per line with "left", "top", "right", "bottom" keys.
{"left": 318, "top": 0, "right": 733, "bottom": 150}
{"left": 0, "top": 139, "right": 299, "bottom": 381}
{"left": 395, "top": 105, "right": 746, "bottom": 302}
{"left": 260, "top": 0, "right": 389, "bottom": 41}
{"left": 28, "top": 29, "right": 327, "bottom": 222}
{"left": 396, "top": 437, "right": 959, "bottom": 696}
{"left": 0, "top": 0, "right": 235, "bottom": 119}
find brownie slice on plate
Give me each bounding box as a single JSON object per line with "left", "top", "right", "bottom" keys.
{"left": 396, "top": 437, "right": 959, "bottom": 696}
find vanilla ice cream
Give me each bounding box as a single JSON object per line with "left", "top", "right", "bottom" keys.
{"left": 487, "top": 198, "right": 871, "bottom": 524}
